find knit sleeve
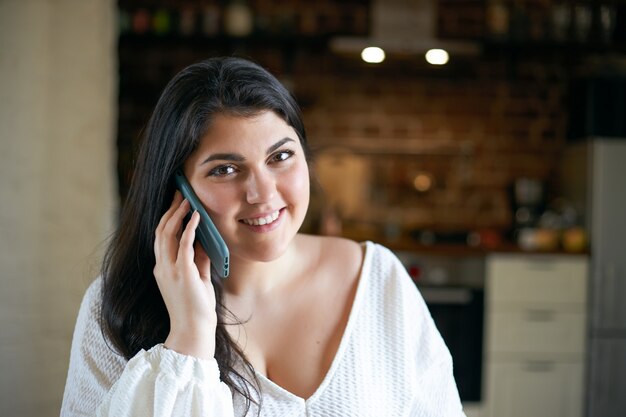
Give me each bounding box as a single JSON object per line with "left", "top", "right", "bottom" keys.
{"left": 95, "top": 345, "right": 235, "bottom": 417}
{"left": 60, "top": 279, "right": 235, "bottom": 417}
{"left": 410, "top": 354, "right": 466, "bottom": 417}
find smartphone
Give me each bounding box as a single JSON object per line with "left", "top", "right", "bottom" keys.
{"left": 174, "top": 170, "right": 229, "bottom": 278}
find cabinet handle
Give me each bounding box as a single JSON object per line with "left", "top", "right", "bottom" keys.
{"left": 523, "top": 360, "right": 555, "bottom": 372}
{"left": 524, "top": 259, "right": 557, "bottom": 271}
{"left": 525, "top": 309, "right": 556, "bottom": 322}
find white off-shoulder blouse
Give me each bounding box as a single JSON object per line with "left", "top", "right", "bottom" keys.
{"left": 61, "top": 242, "right": 465, "bottom": 417}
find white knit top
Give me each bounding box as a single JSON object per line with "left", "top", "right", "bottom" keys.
{"left": 61, "top": 242, "right": 465, "bottom": 416}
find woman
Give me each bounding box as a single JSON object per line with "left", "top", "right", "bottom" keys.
{"left": 61, "top": 57, "right": 465, "bottom": 417}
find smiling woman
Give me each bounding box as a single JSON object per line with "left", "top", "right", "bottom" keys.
{"left": 60, "top": 57, "right": 466, "bottom": 417}
{"left": 183, "top": 112, "right": 310, "bottom": 263}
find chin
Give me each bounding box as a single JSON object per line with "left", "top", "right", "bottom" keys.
{"left": 233, "top": 212, "right": 306, "bottom": 264}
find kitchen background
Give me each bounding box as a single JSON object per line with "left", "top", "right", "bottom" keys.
{"left": 1, "top": 0, "right": 625, "bottom": 416}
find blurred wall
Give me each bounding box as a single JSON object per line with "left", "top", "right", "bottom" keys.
{"left": 0, "top": 0, "right": 116, "bottom": 416}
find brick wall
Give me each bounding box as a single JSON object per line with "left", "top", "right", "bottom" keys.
{"left": 298, "top": 56, "right": 569, "bottom": 234}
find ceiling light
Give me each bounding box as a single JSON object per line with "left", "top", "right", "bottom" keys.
{"left": 425, "top": 49, "right": 449, "bottom": 65}
{"left": 361, "top": 47, "right": 386, "bottom": 63}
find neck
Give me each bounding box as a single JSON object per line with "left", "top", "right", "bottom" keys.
{"left": 222, "top": 239, "right": 299, "bottom": 299}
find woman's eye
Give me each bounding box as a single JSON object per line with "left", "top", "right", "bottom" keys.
{"left": 271, "top": 150, "right": 294, "bottom": 163}
{"left": 208, "top": 165, "right": 237, "bottom": 177}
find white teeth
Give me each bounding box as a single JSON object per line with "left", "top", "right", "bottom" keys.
{"left": 242, "top": 210, "right": 280, "bottom": 226}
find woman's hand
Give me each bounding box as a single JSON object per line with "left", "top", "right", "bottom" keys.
{"left": 154, "top": 191, "right": 217, "bottom": 360}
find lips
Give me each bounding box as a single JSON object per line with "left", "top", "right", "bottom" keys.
{"left": 240, "top": 209, "right": 281, "bottom": 226}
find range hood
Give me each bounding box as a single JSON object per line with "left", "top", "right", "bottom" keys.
{"left": 330, "top": 0, "right": 480, "bottom": 57}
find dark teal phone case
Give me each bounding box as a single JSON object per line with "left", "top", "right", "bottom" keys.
{"left": 174, "top": 171, "right": 229, "bottom": 278}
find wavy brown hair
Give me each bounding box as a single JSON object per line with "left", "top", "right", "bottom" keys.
{"left": 100, "top": 57, "right": 309, "bottom": 413}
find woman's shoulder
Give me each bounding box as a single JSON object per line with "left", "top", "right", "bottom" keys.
{"left": 295, "top": 234, "right": 364, "bottom": 282}
{"left": 321, "top": 235, "right": 363, "bottom": 258}
{"left": 72, "top": 277, "right": 106, "bottom": 343}
{"left": 294, "top": 235, "right": 404, "bottom": 272}
{"left": 75, "top": 276, "right": 103, "bottom": 317}
{"left": 297, "top": 233, "right": 363, "bottom": 265}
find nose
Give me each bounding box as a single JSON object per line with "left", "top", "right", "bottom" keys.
{"left": 246, "top": 169, "right": 276, "bottom": 204}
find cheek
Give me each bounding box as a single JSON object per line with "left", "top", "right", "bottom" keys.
{"left": 196, "top": 187, "right": 235, "bottom": 219}
{"left": 285, "top": 163, "right": 310, "bottom": 205}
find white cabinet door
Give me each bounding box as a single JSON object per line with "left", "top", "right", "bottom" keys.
{"left": 487, "top": 360, "right": 584, "bottom": 417}
{"left": 487, "top": 309, "right": 586, "bottom": 355}
{"left": 487, "top": 255, "right": 587, "bottom": 306}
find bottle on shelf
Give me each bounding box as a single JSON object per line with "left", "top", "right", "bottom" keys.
{"left": 223, "top": 0, "right": 254, "bottom": 37}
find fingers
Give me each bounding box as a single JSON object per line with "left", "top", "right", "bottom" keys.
{"left": 155, "top": 192, "right": 190, "bottom": 265}
{"left": 179, "top": 213, "right": 213, "bottom": 281}
{"left": 156, "top": 191, "right": 184, "bottom": 235}
{"left": 177, "top": 210, "right": 200, "bottom": 266}
{"left": 194, "top": 240, "right": 212, "bottom": 281}
{"left": 162, "top": 198, "right": 190, "bottom": 240}
{"left": 155, "top": 191, "right": 183, "bottom": 257}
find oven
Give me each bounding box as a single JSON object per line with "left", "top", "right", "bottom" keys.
{"left": 395, "top": 251, "right": 485, "bottom": 403}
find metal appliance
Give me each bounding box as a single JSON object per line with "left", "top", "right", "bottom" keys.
{"left": 559, "top": 138, "right": 626, "bottom": 417}
{"left": 330, "top": 0, "right": 480, "bottom": 57}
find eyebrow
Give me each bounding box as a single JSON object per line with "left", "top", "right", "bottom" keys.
{"left": 267, "top": 137, "right": 295, "bottom": 154}
{"left": 200, "top": 137, "right": 296, "bottom": 165}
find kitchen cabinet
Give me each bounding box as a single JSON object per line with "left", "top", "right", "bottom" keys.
{"left": 488, "top": 360, "right": 584, "bottom": 417}
{"left": 483, "top": 254, "right": 588, "bottom": 417}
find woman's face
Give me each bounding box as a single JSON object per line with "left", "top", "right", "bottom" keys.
{"left": 183, "top": 110, "right": 310, "bottom": 263}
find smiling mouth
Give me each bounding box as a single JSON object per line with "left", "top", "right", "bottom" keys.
{"left": 240, "top": 209, "right": 281, "bottom": 226}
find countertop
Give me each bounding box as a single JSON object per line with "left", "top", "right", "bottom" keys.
{"left": 340, "top": 232, "right": 589, "bottom": 257}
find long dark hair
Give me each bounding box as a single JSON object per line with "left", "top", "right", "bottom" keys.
{"left": 100, "top": 57, "right": 309, "bottom": 412}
